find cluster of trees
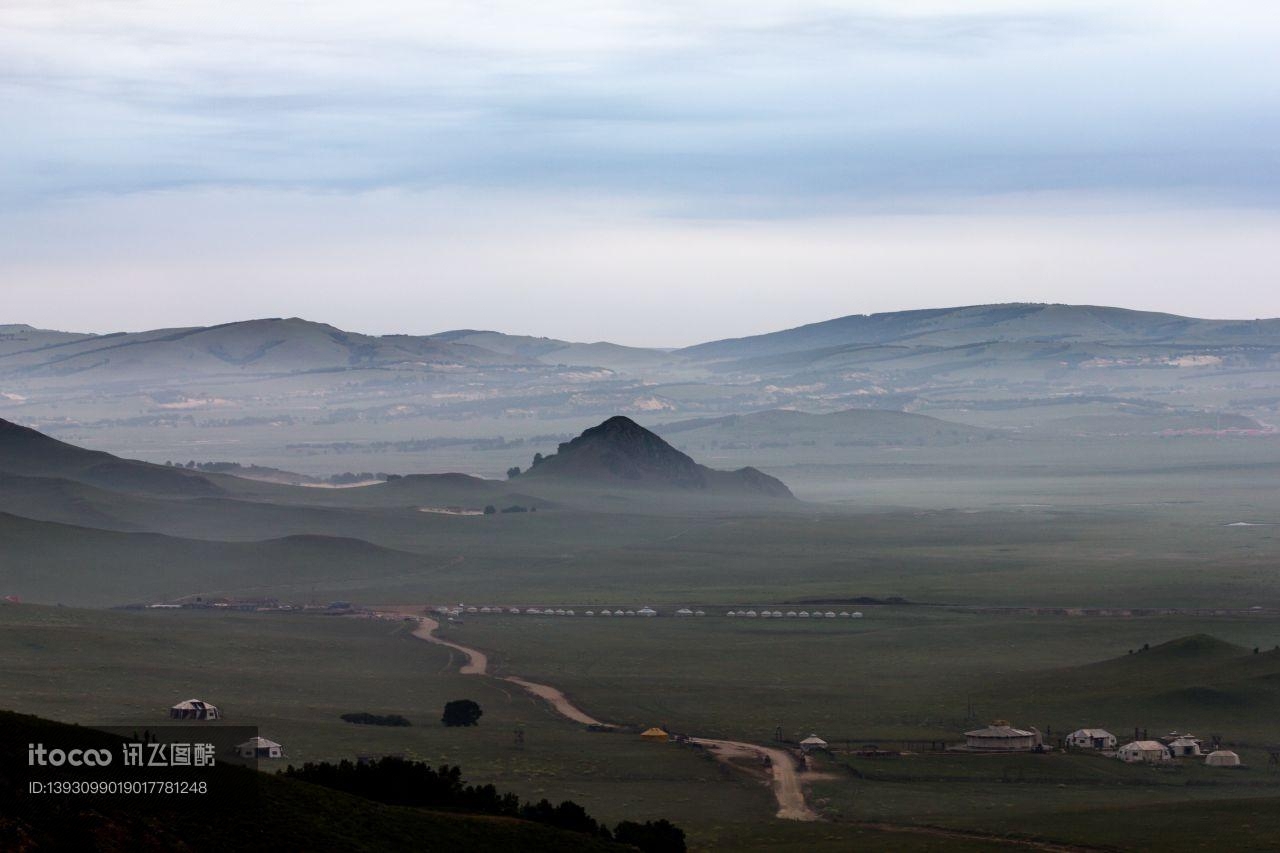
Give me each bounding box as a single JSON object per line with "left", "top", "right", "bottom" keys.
{"left": 281, "top": 757, "right": 685, "bottom": 851}
{"left": 441, "top": 699, "right": 482, "bottom": 727}
{"left": 340, "top": 712, "right": 411, "bottom": 727}
{"left": 482, "top": 504, "right": 536, "bottom": 515}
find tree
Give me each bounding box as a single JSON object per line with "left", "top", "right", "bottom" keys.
{"left": 531, "top": 452, "right": 544, "bottom": 467}
{"left": 614, "top": 819, "right": 686, "bottom": 853}
{"left": 442, "top": 699, "right": 483, "bottom": 727}
{"left": 483, "top": 505, "right": 496, "bottom": 515}
{"left": 506, "top": 466, "right": 521, "bottom": 479}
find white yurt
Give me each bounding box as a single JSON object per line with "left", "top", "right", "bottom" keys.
{"left": 170, "top": 699, "right": 221, "bottom": 721}
{"left": 800, "top": 734, "right": 828, "bottom": 752}
{"left": 236, "top": 736, "right": 283, "bottom": 759}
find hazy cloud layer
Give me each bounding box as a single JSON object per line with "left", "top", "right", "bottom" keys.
{"left": 2, "top": 1, "right": 1278, "bottom": 340}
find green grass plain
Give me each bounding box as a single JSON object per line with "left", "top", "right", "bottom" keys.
{"left": 4, "top": 602, "right": 1279, "bottom": 851}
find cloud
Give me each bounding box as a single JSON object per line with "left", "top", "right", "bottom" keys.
{"left": 1, "top": 1, "right": 1277, "bottom": 211}
{"left": 2, "top": 2, "right": 1278, "bottom": 338}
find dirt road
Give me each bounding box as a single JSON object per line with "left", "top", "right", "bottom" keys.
{"left": 503, "top": 675, "right": 608, "bottom": 726}
{"left": 393, "top": 610, "right": 814, "bottom": 821}
{"left": 691, "top": 738, "right": 817, "bottom": 821}
{"left": 410, "top": 617, "right": 487, "bottom": 674}
{"left": 400, "top": 614, "right": 607, "bottom": 725}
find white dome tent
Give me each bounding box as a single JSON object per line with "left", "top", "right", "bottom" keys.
{"left": 169, "top": 699, "right": 221, "bottom": 721}
{"left": 800, "top": 734, "right": 828, "bottom": 752}
{"left": 1205, "top": 750, "right": 1242, "bottom": 767}
{"left": 236, "top": 736, "right": 284, "bottom": 759}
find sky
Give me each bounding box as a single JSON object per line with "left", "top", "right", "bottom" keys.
{"left": 1, "top": 0, "right": 1278, "bottom": 346}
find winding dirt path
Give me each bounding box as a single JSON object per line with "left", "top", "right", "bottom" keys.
{"left": 391, "top": 610, "right": 815, "bottom": 820}
{"left": 402, "top": 614, "right": 607, "bottom": 725}
{"left": 410, "top": 617, "right": 488, "bottom": 674}
{"left": 691, "top": 738, "right": 817, "bottom": 821}
{"left": 502, "top": 676, "right": 607, "bottom": 727}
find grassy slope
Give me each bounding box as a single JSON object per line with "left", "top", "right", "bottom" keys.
{"left": 2, "top": 708, "right": 626, "bottom": 853}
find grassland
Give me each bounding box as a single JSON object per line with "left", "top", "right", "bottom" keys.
{"left": 4, "top": 603, "right": 1279, "bottom": 851}
{"left": 447, "top": 610, "right": 1280, "bottom": 743}
{"left": 0, "top": 604, "right": 778, "bottom": 842}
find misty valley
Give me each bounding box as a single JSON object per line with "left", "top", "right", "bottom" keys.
{"left": 3, "top": 304, "right": 1280, "bottom": 851}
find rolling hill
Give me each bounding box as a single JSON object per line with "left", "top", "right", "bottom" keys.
{"left": 0, "top": 512, "right": 440, "bottom": 607}
{"left": 0, "top": 416, "right": 222, "bottom": 496}
{"left": 0, "top": 318, "right": 520, "bottom": 382}
{"left": 676, "top": 304, "right": 1280, "bottom": 363}
{"left": 984, "top": 634, "right": 1280, "bottom": 740}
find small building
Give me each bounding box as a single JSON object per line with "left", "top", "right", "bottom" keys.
{"left": 800, "top": 734, "right": 828, "bottom": 753}
{"left": 1066, "top": 728, "right": 1117, "bottom": 750}
{"left": 1117, "top": 741, "right": 1172, "bottom": 763}
{"left": 1167, "top": 736, "right": 1202, "bottom": 757}
{"left": 675, "top": 608, "right": 694, "bottom": 617}
{"left": 641, "top": 727, "right": 669, "bottom": 741}
{"left": 964, "top": 722, "right": 1041, "bottom": 751}
{"left": 851, "top": 611, "right": 864, "bottom": 619}
{"left": 236, "top": 737, "right": 283, "bottom": 759}
{"left": 638, "top": 607, "right": 658, "bottom": 617}
{"left": 170, "top": 699, "right": 221, "bottom": 721}
{"left": 1205, "top": 749, "right": 1241, "bottom": 767}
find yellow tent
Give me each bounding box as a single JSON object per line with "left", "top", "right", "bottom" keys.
{"left": 640, "top": 727, "right": 668, "bottom": 740}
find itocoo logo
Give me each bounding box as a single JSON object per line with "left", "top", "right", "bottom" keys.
{"left": 28, "top": 743, "right": 113, "bottom": 767}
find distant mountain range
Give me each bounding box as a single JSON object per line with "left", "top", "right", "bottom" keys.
{"left": 3, "top": 303, "right": 1277, "bottom": 461}
{"left": 5, "top": 303, "right": 1280, "bottom": 383}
